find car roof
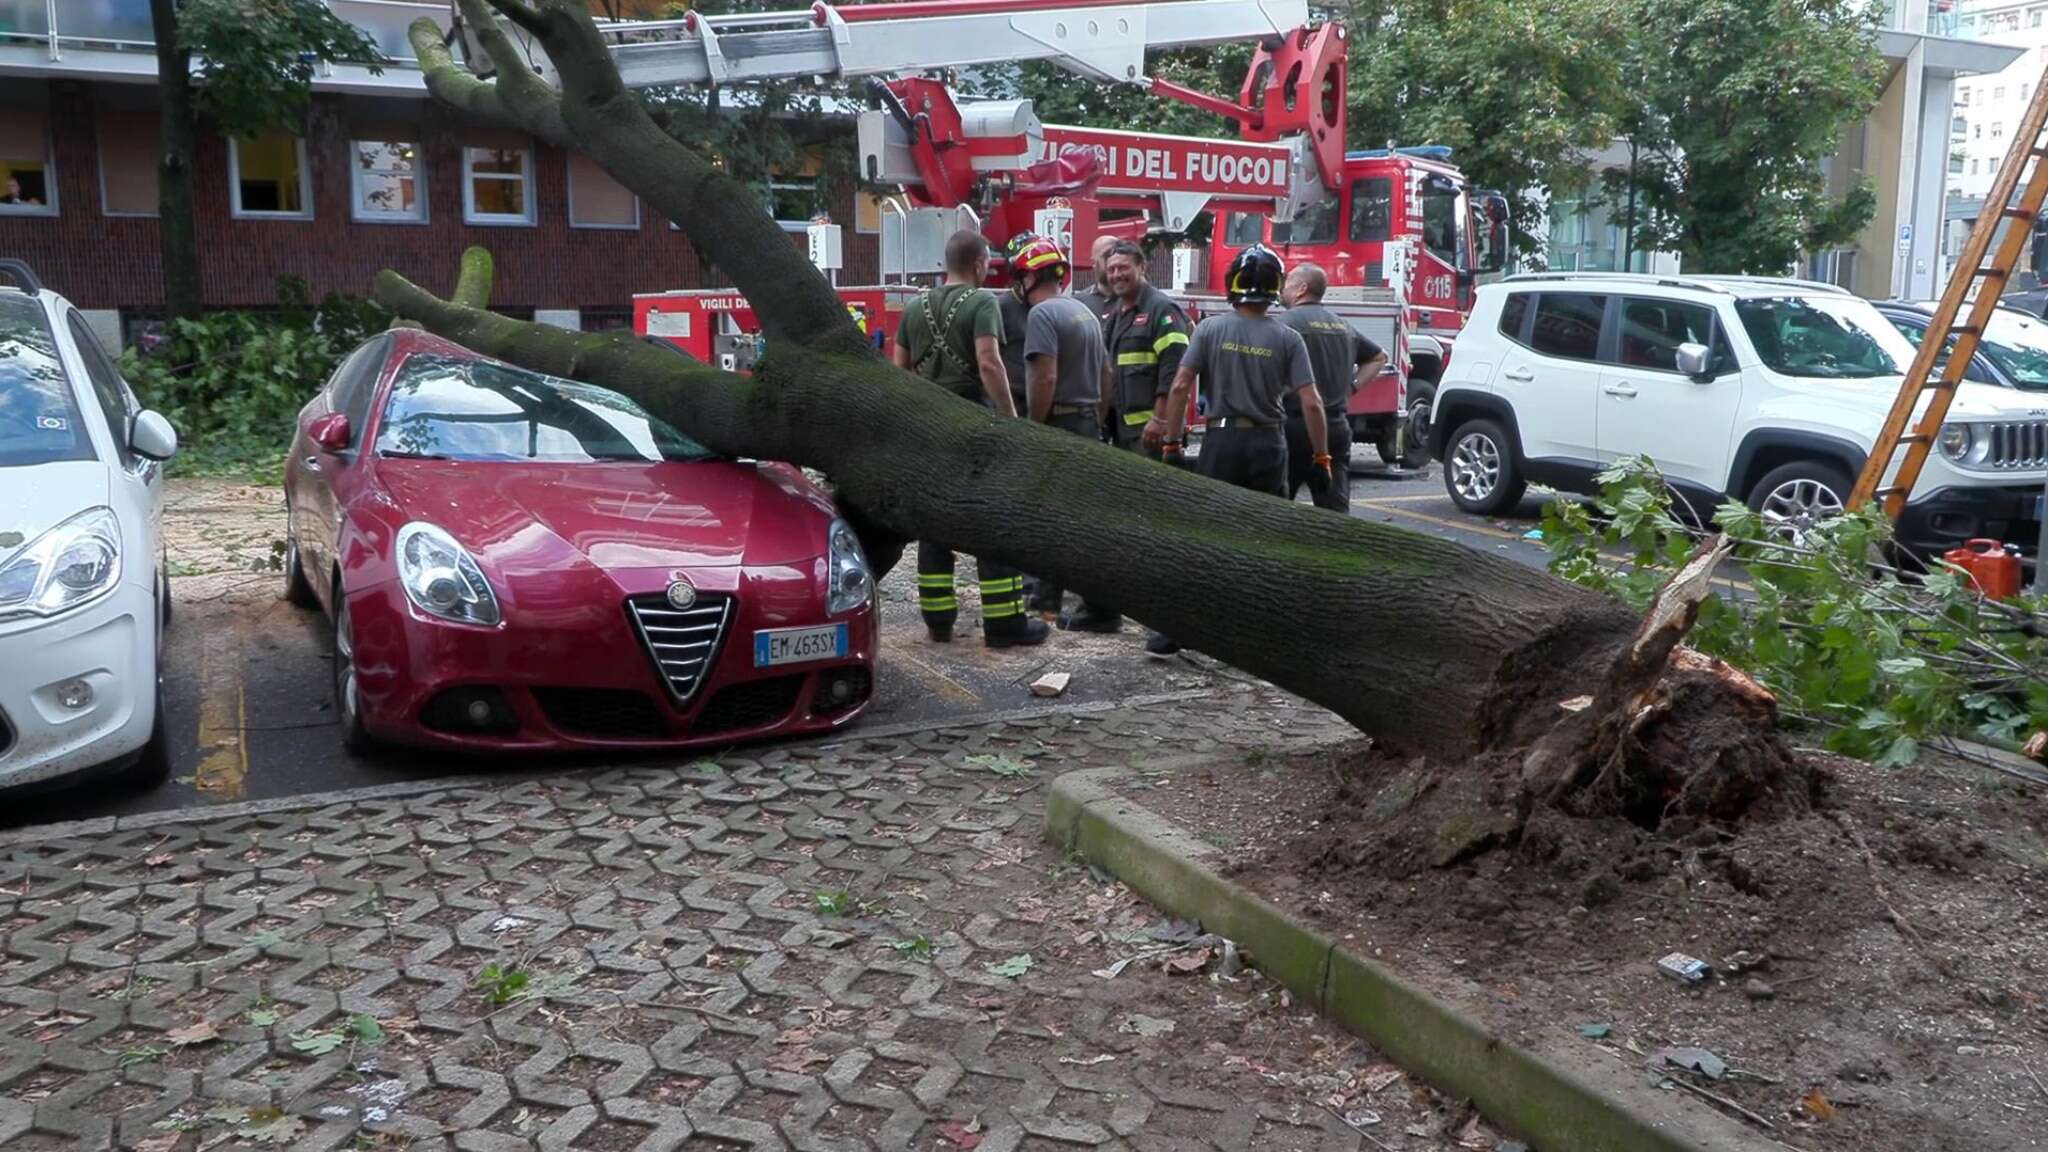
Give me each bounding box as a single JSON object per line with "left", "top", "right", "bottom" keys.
{"left": 1495, "top": 272, "right": 1857, "bottom": 299}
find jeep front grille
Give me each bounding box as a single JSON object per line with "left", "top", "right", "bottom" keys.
{"left": 626, "top": 593, "right": 733, "bottom": 704}
{"left": 1982, "top": 421, "right": 2048, "bottom": 470}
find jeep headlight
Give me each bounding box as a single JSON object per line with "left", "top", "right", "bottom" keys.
{"left": 395, "top": 522, "right": 500, "bottom": 626}
{"left": 0, "top": 507, "right": 122, "bottom": 620}
{"left": 1937, "top": 421, "right": 1973, "bottom": 462}
{"left": 826, "top": 518, "right": 872, "bottom": 615}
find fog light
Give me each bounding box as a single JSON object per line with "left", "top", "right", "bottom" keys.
{"left": 828, "top": 677, "right": 853, "bottom": 703}
{"left": 467, "top": 699, "right": 495, "bottom": 725}
{"left": 810, "top": 668, "right": 871, "bottom": 716}
{"left": 55, "top": 679, "right": 93, "bottom": 710}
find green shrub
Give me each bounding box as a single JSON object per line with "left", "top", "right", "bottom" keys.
{"left": 120, "top": 281, "right": 388, "bottom": 481}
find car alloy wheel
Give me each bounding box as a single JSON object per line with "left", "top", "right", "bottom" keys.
{"left": 1450, "top": 430, "right": 1502, "bottom": 503}
{"left": 333, "top": 596, "right": 370, "bottom": 753}
{"left": 1759, "top": 477, "right": 1845, "bottom": 542}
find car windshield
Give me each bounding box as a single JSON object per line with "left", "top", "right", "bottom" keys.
{"left": 376, "top": 354, "right": 716, "bottom": 464}
{"left": 1734, "top": 296, "right": 1913, "bottom": 379}
{"left": 1977, "top": 309, "right": 2048, "bottom": 390}
{"left": 0, "top": 295, "right": 93, "bottom": 468}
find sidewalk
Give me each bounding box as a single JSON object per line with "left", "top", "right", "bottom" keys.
{"left": 0, "top": 691, "right": 1484, "bottom": 1152}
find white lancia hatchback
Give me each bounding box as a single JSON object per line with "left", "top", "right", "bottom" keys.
{"left": 0, "top": 261, "right": 178, "bottom": 794}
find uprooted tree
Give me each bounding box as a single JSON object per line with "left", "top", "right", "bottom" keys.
{"left": 379, "top": 0, "right": 1817, "bottom": 838}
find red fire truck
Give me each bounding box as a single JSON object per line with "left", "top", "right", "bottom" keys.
{"left": 570, "top": 0, "right": 1509, "bottom": 462}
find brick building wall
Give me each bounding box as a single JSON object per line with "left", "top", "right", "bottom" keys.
{"left": 0, "top": 80, "right": 877, "bottom": 327}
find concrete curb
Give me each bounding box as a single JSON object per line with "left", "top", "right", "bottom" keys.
{"left": 1045, "top": 768, "right": 1782, "bottom": 1152}
{"left": 0, "top": 689, "right": 1220, "bottom": 849}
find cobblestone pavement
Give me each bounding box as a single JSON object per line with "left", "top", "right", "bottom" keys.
{"left": 0, "top": 691, "right": 1490, "bottom": 1152}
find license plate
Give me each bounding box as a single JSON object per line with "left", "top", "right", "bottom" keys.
{"left": 754, "top": 623, "right": 849, "bottom": 667}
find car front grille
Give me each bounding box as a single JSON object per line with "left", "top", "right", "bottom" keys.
{"left": 534, "top": 687, "right": 667, "bottom": 740}
{"left": 626, "top": 593, "right": 734, "bottom": 704}
{"left": 1981, "top": 421, "right": 2048, "bottom": 470}
{"left": 695, "top": 675, "right": 806, "bottom": 735}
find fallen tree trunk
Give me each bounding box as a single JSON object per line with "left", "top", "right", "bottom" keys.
{"left": 380, "top": 1, "right": 1809, "bottom": 827}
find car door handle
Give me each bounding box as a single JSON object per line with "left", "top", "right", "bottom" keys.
{"left": 1604, "top": 384, "right": 1639, "bottom": 398}
{"left": 1502, "top": 367, "right": 1535, "bottom": 382}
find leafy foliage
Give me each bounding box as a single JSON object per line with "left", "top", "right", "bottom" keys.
{"left": 472, "top": 963, "right": 531, "bottom": 1006}
{"left": 119, "top": 283, "right": 388, "bottom": 480}
{"left": 177, "top": 0, "right": 384, "bottom": 139}
{"left": 1545, "top": 460, "right": 2048, "bottom": 764}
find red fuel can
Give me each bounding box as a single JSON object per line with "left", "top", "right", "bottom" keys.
{"left": 1942, "top": 539, "right": 2023, "bottom": 600}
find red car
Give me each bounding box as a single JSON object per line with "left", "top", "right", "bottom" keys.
{"left": 281, "top": 330, "right": 877, "bottom": 754}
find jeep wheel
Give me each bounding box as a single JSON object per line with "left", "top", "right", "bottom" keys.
{"left": 1444, "top": 418, "right": 1526, "bottom": 515}
{"left": 1747, "top": 460, "right": 1851, "bottom": 544}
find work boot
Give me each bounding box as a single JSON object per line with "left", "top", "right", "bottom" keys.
{"left": 985, "top": 617, "right": 1052, "bottom": 649}
{"left": 1060, "top": 608, "right": 1123, "bottom": 634}
{"left": 1143, "top": 631, "right": 1181, "bottom": 658}
{"left": 927, "top": 622, "right": 953, "bottom": 643}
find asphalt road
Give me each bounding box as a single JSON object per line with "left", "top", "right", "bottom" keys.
{"left": 0, "top": 460, "right": 1561, "bottom": 830}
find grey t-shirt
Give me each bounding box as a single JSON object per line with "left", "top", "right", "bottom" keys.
{"left": 1024, "top": 295, "right": 1108, "bottom": 408}
{"left": 998, "top": 291, "right": 1031, "bottom": 404}
{"left": 1182, "top": 311, "right": 1313, "bottom": 422}
{"left": 1281, "top": 303, "right": 1382, "bottom": 416}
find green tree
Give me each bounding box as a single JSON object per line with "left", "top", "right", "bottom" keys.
{"left": 1605, "top": 0, "right": 1883, "bottom": 272}
{"left": 147, "top": 0, "right": 382, "bottom": 319}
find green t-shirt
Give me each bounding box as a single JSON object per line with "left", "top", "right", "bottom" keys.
{"left": 899, "top": 284, "right": 1004, "bottom": 400}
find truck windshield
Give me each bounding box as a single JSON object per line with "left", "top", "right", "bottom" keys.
{"left": 377, "top": 354, "right": 717, "bottom": 463}
{"left": 1224, "top": 212, "right": 1266, "bottom": 247}
{"left": 1421, "top": 185, "right": 1463, "bottom": 266}
{"left": 1734, "top": 297, "right": 1914, "bottom": 379}
{"left": 0, "top": 295, "right": 94, "bottom": 468}
{"left": 1274, "top": 197, "right": 1338, "bottom": 246}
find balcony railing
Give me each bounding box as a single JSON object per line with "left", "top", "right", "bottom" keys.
{"left": 0, "top": 0, "right": 454, "bottom": 65}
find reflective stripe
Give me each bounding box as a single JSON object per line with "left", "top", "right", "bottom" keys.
{"left": 917, "top": 574, "right": 955, "bottom": 587}
{"left": 1152, "top": 331, "right": 1189, "bottom": 354}
{"left": 983, "top": 601, "right": 1025, "bottom": 619}
{"left": 920, "top": 595, "right": 959, "bottom": 612}
{"left": 980, "top": 577, "right": 1024, "bottom": 594}
{"left": 1123, "top": 410, "right": 1154, "bottom": 426}
{"left": 1117, "top": 351, "right": 1159, "bottom": 366}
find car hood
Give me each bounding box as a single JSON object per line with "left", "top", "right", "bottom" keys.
{"left": 374, "top": 458, "right": 832, "bottom": 575}
{"left": 0, "top": 461, "right": 109, "bottom": 566}
{"left": 1949, "top": 381, "right": 2048, "bottom": 421}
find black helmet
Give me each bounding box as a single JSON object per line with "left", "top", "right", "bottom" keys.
{"left": 1225, "top": 244, "right": 1284, "bottom": 305}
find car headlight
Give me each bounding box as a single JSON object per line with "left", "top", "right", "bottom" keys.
{"left": 826, "top": 518, "right": 872, "bottom": 615}
{"left": 0, "top": 507, "right": 122, "bottom": 620}
{"left": 1937, "top": 421, "right": 1974, "bottom": 462}
{"left": 395, "top": 522, "right": 500, "bottom": 626}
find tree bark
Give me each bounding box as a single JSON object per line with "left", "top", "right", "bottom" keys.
{"left": 378, "top": 2, "right": 1794, "bottom": 805}
{"left": 150, "top": 0, "right": 204, "bottom": 321}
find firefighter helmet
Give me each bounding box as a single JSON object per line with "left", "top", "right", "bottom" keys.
{"left": 1224, "top": 244, "right": 1285, "bottom": 306}
{"left": 1007, "top": 234, "right": 1071, "bottom": 297}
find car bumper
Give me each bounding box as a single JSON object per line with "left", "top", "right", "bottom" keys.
{"left": 0, "top": 583, "right": 155, "bottom": 790}
{"left": 1897, "top": 485, "right": 2043, "bottom": 558}
{"left": 346, "top": 571, "right": 879, "bottom": 753}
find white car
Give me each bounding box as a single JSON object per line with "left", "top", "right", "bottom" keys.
{"left": 0, "top": 262, "right": 178, "bottom": 793}
{"left": 1427, "top": 273, "right": 2048, "bottom": 555}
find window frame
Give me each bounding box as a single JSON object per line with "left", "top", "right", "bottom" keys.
{"left": 64, "top": 309, "right": 139, "bottom": 468}
{"left": 1498, "top": 292, "right": 1534, "bottom": 344}
{"left": 228, "top": 133, "right": 314, "bottom": 220}
{"left": 766, "top": 175, "right": 823, "bottom": 234}
{"left": 462, "top": 144, "right": 537, "bottom": 227}
{"left": 1522, "top": 292, "right": 1610, "bottom": 363}
{"left": 566, "top": 153, "right": 640, "bottom": 231}
{"left": 1612, "top": 295, "right": 1738, "bottom": 378}
{"left": 0, "top": 112, "right": 59, "bottom": 218}
{"left": 326, "top": 335, "right": 393, "bottom": 451}
{"left": 1347, "top": 177, "right": 1393, "bottom": 243}
{"left": 349, "top": 139, "right": 429, "bottom": 225}
{"left": 96, "top": 108, "right": 159, "bottom": 219}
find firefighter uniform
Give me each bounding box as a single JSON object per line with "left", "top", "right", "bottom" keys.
{"left": 1182, "top": 310, "right": 1315, "bottom": 496}
{"left": 1104, "top": 284, "right": 1191, "bottom": 455}
{"left": 997, "top": 289, "right": 1032, "bottom": 414}
{"left": 1281, "top": 304, "right": 1382, "bottom": 512}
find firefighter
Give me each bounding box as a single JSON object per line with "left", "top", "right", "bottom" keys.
{"left": 1072, "top": 233, "right": 1122, "bottom": 332}
{"left": 1102, "top": 240, "right": 1191, "bottom": 459}
{"left": 1007, "top": 235, "right": 1122, "bottom": 631}
{"left": 891, "top": 231, "right": 1050, "bottom": 649}
{"left": 996, "top": 233, "right": 1038, "bottom": 413}
{"left": 1150, "top": 244, "right": 1329, "bottom": 497}
{"left": 1279, "top": 262, "right": 1387, "bottom": 513}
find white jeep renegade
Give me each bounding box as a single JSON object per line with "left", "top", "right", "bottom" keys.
{"left": 1425, "top": 273, "right": 2048, "bottom": 554}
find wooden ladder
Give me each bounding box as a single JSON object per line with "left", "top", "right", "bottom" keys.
{"left": 1850, "top": 71, "right": 2048, "bottom": 516}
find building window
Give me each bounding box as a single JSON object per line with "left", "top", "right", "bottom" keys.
{"left": 567, "top": 153, "right": 638, "bottom": 229}
{"left": 1960, "top": 87, "right": 1971, "bottom": 106}
{"left": 1974, "top": 158, "right": 1983, "bottom": 174}
{"left": 2034, "top": 8, "right": 2044, "bottom": 26}
{"left": 1954, "top": 116, "right": 1968, "bottom": 138}
{"left": 766, "top": 174, "right": 825, "bottom": 233}
{"left": 1951, "top": 152, "right": 1965, "bottom": 174}
{"left": 230, "top": 133, "right": 311, "bottom": 217}
{"left": 97, "top": 108, "right": 157, "bottom": 217}
{"left": 1996, "top": 87, "right": 2008, "bottom": 100}
{"left": 351, "top": 139, "right": 426, "bottom": 223}
{"left": 1994, "top": 122, "right": 2005, "bottom": 139}
{"left": 1993, "top": 156, "right": 2003, "bottom": 175}
{"left": 1976, "top": 124, "right": 1984, "bottom": 139}
{"left": 0, "top": 107, "right": 56, "bottom": 215}
{"left": 463, "top": 143, "right": 534, "bottom": 225}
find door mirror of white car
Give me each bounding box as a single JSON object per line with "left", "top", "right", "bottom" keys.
{"left": 130, "top": 410, "right": 178, "bottom": 461}
{"left": 1675, "top": 342, "right": 1712, "bottom": 381}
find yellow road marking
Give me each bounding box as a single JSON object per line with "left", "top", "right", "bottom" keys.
{"left": 193, "top": 623, "right": 247, "bottom": 798}
{"left": 1351, "top": 490, "right": 1453, "bottom": 504}
{"left": 882, "top": 634, "right": 983, "bottom": 705}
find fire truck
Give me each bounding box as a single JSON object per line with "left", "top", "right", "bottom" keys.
{"left": 576, "top": 0, "right": 1509, "bottom": 462}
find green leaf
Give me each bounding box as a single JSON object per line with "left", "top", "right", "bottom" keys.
{"left": 985, "top": 953, "right": 1034, "bottom": 979}
{"left": 245, "top": 1008, "right": 280, "bottom": 1027}
{"left": 1874, "top": 735, "right": 1919, "bottom": 770}
{"left": 965, "top": 754, "right": 1033, "bottom": 777}
{"left": 288, "top": 1029, "right": 345, "bottom": 1055}
{"left": 346, "top": 1014, "right": 383, "bottom": 1043}
{"left": 1877, "top": 657, "right": 1926, "bottom": 675}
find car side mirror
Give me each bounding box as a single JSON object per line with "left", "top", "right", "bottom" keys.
{"left": 1675, "top": 343, "right": 1713, "bottom": 381}
{"left": 130, "top": 410, "right": 178, "bottom": 462}
{"left": 309, "top": 412, "right": 352, "bottom": 452}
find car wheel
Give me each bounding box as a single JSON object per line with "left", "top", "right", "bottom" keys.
{"left": 1401, "top": 381, "right": 1436, "bottom": 469}
{"left": 283, "top": 530, "right": 318, "bottom": 609}
{"left": 1747, "top": 460, "right": 1851, "bottom": 544}
{"left": 332, "top": 589, "right": 377, "bottom": 756}
{"left": 1444, "top": 418, "right": 1526, "bottom": 515}
{"left": 159, "top": 553, "right": 173, "bottom": 628}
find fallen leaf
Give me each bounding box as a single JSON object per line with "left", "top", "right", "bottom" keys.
{"left": 1406, "top": 1123, "right": 1437, "bottom": 1138}
{"left": 964, "top": 754, "right": 1033, "bottom": 777}
{"left": 144, "top": 854, "right": 175, "bottom": 868}
{"left": 165, "top": 1020, "right": 219, "bottom": 1047}
{"left": 775, "top": 1027, "right": 818, "bottom": 1047}
{"left": 1360, "top": 1064, "right": 1404, "bottom": 1093}
{"left": 1116, "top": 1014, "right": 1176, "bottom": 1038}
{"left": 1801, "top": 1087, "right": 1837, "bottom": 1122}
{"left": 985, "top": 954, "right": 1034, "bottom": 979}
{"left": 1164, "top": 948, "right": 1212, "bottom": 975}
{"left": 1058, "top": 1054, "right": 1115, "bottom": 1066}
{"left": 938, "top": 1118, "right": 985, "bottom": 1148}
{"left": 290, "top": 1030, "right": 345, "bottom": 1056}
{"left": 966, "top": 993, "right": 1007, "bottom": 1010}
{"left": 134, "top": 1134, "right": 180, "bottom": 1152}
{"left": 766, "top": 1046, "right": 831, "bottom": 1073}
{"left": 1456, "top": 1114, "right": 1496, "bottom": 1149}
{"left": 245, "top": 1008, "right": 280, "bottom": 1027}
{"left": 244, "top": 1114, "right": 307, "bottom": 1145}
